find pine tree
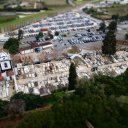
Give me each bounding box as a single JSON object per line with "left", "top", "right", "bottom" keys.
{"left": 68, "top": 62, "right": 77, "bottom": 90}
{"left": 18, "top": 29, "right": 23, "bottom": 40}
{"left": 108, "top": 20, "right": 117, "bottom": 32}
{"left": 102, "top": 30, "right": 116, "bottom": 55}
{"left": 102, "top": 20, "right": 117, "bottom": 55}
{"left": 125, "top": 33, "right": 128, "bottom": 40}
{"left": 99, "top": 21, "right": 106, "bottom": 33}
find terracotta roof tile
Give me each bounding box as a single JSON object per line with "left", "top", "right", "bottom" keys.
{"left": 20, "top": 42, "right": 52, "bottom": 51}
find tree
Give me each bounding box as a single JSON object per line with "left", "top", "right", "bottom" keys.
{"left": 9, "top": 44, "right": 19, "bottom": 54}
{"left": 3, "top": 38, "right": 18, "bottom": 49}
{"left": 102, "top": 30, "right": 116, "bottom": 55}
{"left": 54, "top": 31, "right": 59, "bottom": 36}
{"left": 99, "top": 21, "right": 106, "bottom": 33}
{"left": 6, "top": 99, "right": 25, "bottom": 117}
{"left": 108, "top": 20, "right": 117, "bottom": 32}
{"left": 36, "top": 35, "right": 40, "bottom": 41}
{"left": 38, "top": 31, "right": 44, "bottom": 38}
{"left": 11, "top": 92, "right": 44, "bottom": 111}
{"left": 3, "top": 38, "right": 19, "bottom": 54}
{"left": 0, "top": 100, "right": 8, "bottom": 118}
{"left": 102, "top": 21, "right": 117, "bottom": 55}
{"left": 112, "top": 14, "right": 119, "bottom": 21}
{"left": 68, "top": 62, "right": 78, "bottom": 90}
{"left": 36, "top": 31, "right": 44, "bottom": 41}
{"left": 16, "top": 68, "right": 128, "bottom": 128}
{"left": 18, "top": 29, "right": 23, "bottom": 40}
{"left": 49, "top": 34, "right": 54, "bottom": 39}
{"left": 53, "top": 91, "right": 65, "bottom": 103}
{"left": 125, "top": 33, "right": 128, "bottom": 40}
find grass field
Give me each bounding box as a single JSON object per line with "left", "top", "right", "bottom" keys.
{"left": 84, "top": 4, "right": 128, "bottom": 20}
{"left": 105, "top": 4, "right": 128, "bottom": 16}
{"left": 0, "top": 5, "right": 70, "bottom": 33}
{"left": 0, "top": 11, "right": 50, "bottom": 31}
{"left": 0, "top": 0, "right": 69, "bottom": 33}
{"left": 74, "top": 0, "right": 102, "bottom": 5}
{"left": 95, "top": 14, "right": 111, "bottom": 20}
{"left": 43, "top": 0, "right": 67, "bottom": 6}
{"left": 74, "top": 0, "right": 90, "bottom": 5}
{"left": 0, "top": 16, "right": 17, "bottom": 24}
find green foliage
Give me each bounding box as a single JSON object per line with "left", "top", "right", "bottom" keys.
{"left": 125, "top": 33, "right": 128, "bottom": 40}
{"left": 0, "top": 16, "right": 16, "bottom": 24}
{"left": 83, "top": 7, "right": 104, "bottom": 17}
{"left": 17, "top": 109, "right": 54, "bottom": 128}
{"left": 54, "top": 31, "right": 59, "bottom": 36}
{"left": 18, "top": 29, "right": 23, "bottom": 40}
{"left": 3, "top": 38, "right": 19, "bottom": 54}
{"left": 102, "top": 30, "right": 116, "bottom": 55}
{"left": 0, "top": 99, "right": 8, "bottom": 118}
{"left": 38, "top": 31, "right": 44, "bottom": 38}
{"left": 108, "top": 20, "right": 117, "bottom": 32}
{"left": 35, "top": 35, "right": 40, "bottom": 41}
{"left": 6, "top": 99, "right": 25, "bottom": 117}
{"left": 9, "top": 44, "right": 19, "bottom": 54}
{"left": 112, "top": 14, "right": 119, "bottom": 20}
{"left": 36, "top": 31, "right": 44, "bottom": 41}
{"left": 105, "top": 4, "right": 128, "bottom": 17}
{"left": 52, "top": 91, "right": 65, "bottom": 103}
{"left": 119, "top": 14, "right": 128, "bottom": 22}
{"left": 83, "top": 7, "right": 97, "bottom": 16}
{"left": 11, "top": 92, "right": 44, "bottom": 111}
{"left": 99, "top": 21, "right": 106, "bottom": 33}
{"left": 16, "top": 69, "right": 128, "bottom": 128}
{"left": 68, "top": 62, "right": 78, "bottom": 90}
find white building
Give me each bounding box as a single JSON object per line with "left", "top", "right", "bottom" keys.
{"left": 20, "top": 42, "right": 53, "bottom": 55}
{"left": 100, "top": 0, "right": 128, "bottom": 5}
{"left": 120, "top": 0, "right": 128, "bottom": 4}
{"left": 105, "top": 0, "right": 128, "bottom": 4}
{"left": 0, "top": 52, "right": 12, "bottom": 73}
{"left": 0, "top": 52, "right": 15, "bottom": 99}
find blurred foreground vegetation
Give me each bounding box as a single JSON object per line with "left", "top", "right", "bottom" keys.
{"left": 15, "top": 69, "right": 128, "bottom": 128}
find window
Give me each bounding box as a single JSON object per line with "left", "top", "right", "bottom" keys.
{"left": 4, "top": 63, "right": 8, "bottom": 68}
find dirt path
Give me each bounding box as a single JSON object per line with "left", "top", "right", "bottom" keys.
{"left": 0, "top": 116, "right": 23, "bottom": 128}
{"left": 0, "top": 105, "right": 52, "bottom": 128}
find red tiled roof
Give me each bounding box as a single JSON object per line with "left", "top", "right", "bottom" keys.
{"left": 20, "top": 42, "right": 52, "bottom": 51}
{"left": 31, "top": 42, "right": 52, "bottom": 48}
{"left": 41, "top": 28, "right": 48, "bottom": 31}
{"left": 20, "top": 46, "right": 32, "bottom": 51}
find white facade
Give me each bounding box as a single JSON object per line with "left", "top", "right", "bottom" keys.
{"left": 0, "top": 52, "right": 10, "bottom": 61}
{"left": 106, "top": 0, "right": 128, "bottom": 4}
{"left": 120, "top": 0, "right": 128, "bottom": 4}
{"left": 1, "top": 61, "right": 12, "bottom": 71}
{"left": 0, "top": 52, "right": 15, "bottom": 99}
{"left": 21, "top": 49, "right": 34, "bottom": 55}
{"left": 43, "top": 44, "right": 53, "bottom": 49}
{"left": 0, "top": 52, "right": 12, "bottom": 71}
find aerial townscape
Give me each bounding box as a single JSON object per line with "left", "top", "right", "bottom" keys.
{"left": 0, "top": 0, "right": 128, "bottom": 128}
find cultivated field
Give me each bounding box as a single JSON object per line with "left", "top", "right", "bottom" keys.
{"left": 43, "top": 0, "right": 67, "bottom": 6}
{"left": 105, "top": 4, "right": 128, "bottom": 16}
